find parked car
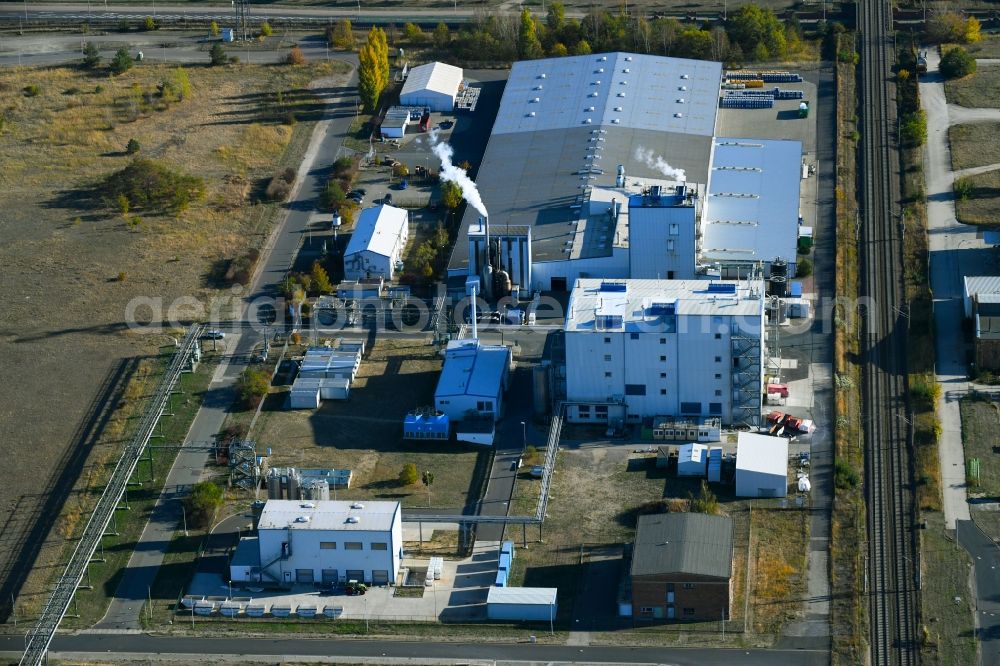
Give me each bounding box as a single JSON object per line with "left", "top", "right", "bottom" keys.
{"left": 529, "top": 465, "right": 544, "bottom": 479}
{"left": 383, "top": 192, "right": 393, "bottom": 204}
{"left": 202, "top": 330, "right": 225, "bottom": 340}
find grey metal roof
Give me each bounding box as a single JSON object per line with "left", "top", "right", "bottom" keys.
{"left": 401, "top": 61, "right": 463, "bottom": 100}
{"left": 492, "top": 53, "right": 721, "bottom": 137}
{"left": 448, "top": 52, "right": 721, "bottom": 274}
{"left": 631, "top": 513, "right": 733, "bottom": 579}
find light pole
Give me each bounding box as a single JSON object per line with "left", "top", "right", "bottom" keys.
{"left": 181, "top": 502, "right": 189, "bottom": 536}
{"left": 521, "top": 421, "right": 526, "bottom": 450}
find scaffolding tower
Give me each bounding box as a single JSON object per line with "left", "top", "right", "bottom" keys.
{"left": 229, "top": 439, "right": 259, "bottom": 490}
{"left": 731, "top": 321, "right": 763, "bottom": 428}
{"left": 235, "top": 0, "right": 251, "bottom": 42}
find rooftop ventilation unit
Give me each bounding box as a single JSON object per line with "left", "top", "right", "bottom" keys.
{"left": 534, "top": 84, "right": 543, "bottom": 90}
{"left": 674, "top": 113, "right": 684, "bottom": 118}
{"left": 593, "top": 80, "right": 601, "bottom": 85}
{"left": 587, "top": 106, "right": 595, "bottom": 111}
{"left": 538, "top": 73, "right": 546, "bottom": 79}
{"left": 614, "top": 106, "right": 622, "bottom": 111}
{"left": 600, "top": 56, "right": 608, "bottom": 61}
{"left": 680, "top": 74, "right": 690, "bottom": 79}
{"left": 707, "top": 283, "right": 738, "bottom": 294}
{"left": 625, "top": 56, "right": 633, "bottom": 61}
{"left": 599, "top": 281, "right": 627, "bottom": 292}
{"left": 596, "top": 68, "right": 604, "bottom": 73}
{"left": 611, "top": 118, "right": 620, "bottom": 124}
{"left": 531, "top": 97, "right": 540, "bottom": 103}
{"left": 346, "top": 516, "right": 359, "bottom": 524}
{"left": 679, "top": 85, "right": 688, "bottom": 91}
{"left": 676, "top": 98, "right": 685, "bottom": 103}
{"left": 617, "top": 92, "right": 626, "bottom": 98}
{"left": 589, "top": 92, "right": 599, "bottom": 97}
{"left": 619, "top": 80, "right": 628, "bottom": 85}
{"left": 295, "top": 516, "right": 311, "bottom": 523}
{"left": 623, "top": 68, "right": 630, "bottom": 73}
{"left": 526, "top": 111, "right": 536, "bottom": 117}
{"left": 351, "top": 502, "right": 365, "bottom": 509}
{"left": 300, "top": 502, "right": 315, "bottom": 508}
{"left": 584, "top": 118, "right": 592, "bottom": 124}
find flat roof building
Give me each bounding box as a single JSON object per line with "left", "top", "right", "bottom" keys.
{"left": 236, "top": 500, "right": 403, "bottom": 586}
{"left": 735, "top": 432, "right": 788, "bottom": 498}
{"left": 700, "top": 138, "right": 802, "bottom": 277}
{"left": 564, "top": 278, "right": 766, "bottom": 427}
{"left": 400, "top": 61, "right": 463, "bottom": 112}
{"left": 434, "top": 339, "right": 512, "bottom": 428}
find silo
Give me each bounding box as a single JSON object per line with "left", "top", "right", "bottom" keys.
{"left": 267, "top": 471, "right": 281, "bottom": 499}
{"left": 771, "top": 257, "right": 788, "bottom": 278}
{"left": 287, "top": 469, "right": 301, "bottom": 501}
{"left": 533, "top": 363, "right": 551, "bottom": 417}
{"left": 769, "top": 275, "right": 787, "bottom": 298}
{"left": 312, "top": 479, "right": 330, "bottom": 501}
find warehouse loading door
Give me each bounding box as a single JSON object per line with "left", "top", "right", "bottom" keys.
{"left": 321, "top": 569, "right": 339, "bottom": 584}
{"left": 372, "top": 570, "right": 389, "bottom": 585}
{"left": 346, "top": 569, "right": 365, "bottom": 583}
{"left": 295, "top": 569, "right": 314, "bottom": 584}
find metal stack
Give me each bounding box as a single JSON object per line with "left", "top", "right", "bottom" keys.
{"left": 721, "top": 93, "right": 775, "bottom": 109}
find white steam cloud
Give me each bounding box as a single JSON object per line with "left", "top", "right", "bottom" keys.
{"left": 634, "top": 146, "right": 687, "bottom": 182}
{"left": 429, "top": 128, "right": 488, "bottom": 218}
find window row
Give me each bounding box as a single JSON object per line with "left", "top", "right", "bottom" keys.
{"left": 319, "top": 541, "right": 388, "bottom": 551}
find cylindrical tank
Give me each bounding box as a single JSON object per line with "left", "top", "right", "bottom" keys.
{"left": 314, "top": 479, "right": 330, "bottom": 501}
{"left": 533, "top": 363, "right": 551, "bottom": 417}
{"left": 770, "top": 275, "right": 787, "bottom": 298}
{"left": 267, "top": 472, "right": 281, "bottom": 499}
{"left": 287, "top": 470, "right": 300, "bottom": 501}
{"left": 771, "top": 257, "right": 788, "bottom": 278}
{"left": 495, "top": 270, "right": 512, "bottom": 299}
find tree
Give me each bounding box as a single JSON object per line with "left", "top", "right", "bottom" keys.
{"left": 183, "top": 481, "right": 223, "bottom": 529}
{"left": 260, "top": 21, "right": 273, "bottom": 37}
{"left": 440, "top": 180, "right": 463, "bottom": 210}
{"left": 209, "top": 43, "right": 227, "bottom": 66}
{"left": 965, "top": 17, "right": 982, "bottom": 44}
{"left": 310, "top": 260, "right": 333, "bottom": 295}
{"left": 421, "top": 470, "right": 435, "bottom": 506}
{"left": 161, "top": 67, "right": 190, "bottom": 102}
{"left": 101, "top": 158, "right": 206, "bottom": 213}
{"left": 518, "top": 9, "right": 544, "bottom": 59}
{"left": 82, "top": 41, "right": 100, "bottom": 69}
{"left": 927, "top": 11, "right": 967, "bottom": 44}
{"left": 399, "top": 463, "right": 419, "bottom": 486}
{"left": 210, "top": 21, "right": 220, "bottom": 38}
{"left": 726, "top": 4, "right": 786, "bottom": 60}
{"left": 571, "top": 39, "right": 592, "bottom": 56}
{"left": 358, "top": 43, "right": 383, "bottom": 110}
{"left": 675, "top": 27, "right": 713, "bottom": 60}
{"left": 433, "top": 22, "right": 450, "bottom": 49}
{"left": 328, "top": 19, "right": 354, "bottom": 50}
{"left": 901, "top": 110, "right": 927, "bottom": 147}
{"left": 549, "top": 42, "right": 569, "bottom": 57}
{"left": 940, "top": 46, "right": 976, "bottom": 79}
{"left": 547, "top": 1, "right": 566, "bottom": 33}
{"left": 237, "top": 367, "right": 270, "bottom": 407}
{"left": 143, "top": 16, "right": 156, "bottom": 31}
{"left": 125, "top": 138, "right": 141, "bottom": 154}
{"left": 688, "top": 480, "right": 720, "bottom": 515}
{"left": 110, "top": 47, "right": 133, "bottom": 75}
{"left": 403, "top": 22, "right": 424, "bottom": 43}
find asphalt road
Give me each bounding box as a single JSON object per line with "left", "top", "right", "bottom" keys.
{"left": 957, "top": 520, "right": 1000, "bottom": 666}
{"left": 0, "top": 633, "right": 827, "bottom": 665}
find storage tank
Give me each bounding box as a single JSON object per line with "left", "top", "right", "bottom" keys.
{"left": 287, "top": 469, "right": 300, "bottom": 501}
{"left": 770, "top": 257, "right": 787, "bottom": 278}
{"left": 267, "top": 471, "right": 281, "bottom": 499}
{"left": 532, "top": 363, "right": 551, "bottom": 417}
{"left": 769, "top": 275, "right": 787, "bottom": 298}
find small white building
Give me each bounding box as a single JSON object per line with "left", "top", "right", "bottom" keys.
{"left": 677, "top": 442, "right": 708, "bottom": 477}
{"left": 735, "top": 432, "right": 788, "bottom": 498}
{"left": 343, "top": 205, "right": 409, "bottom": 282}
{"left": 236, "top": 500, "right": 403, "bottom": 586}
{"left": 381, "top": 106, "right": 412, "bottom": 139}
{"left": 400, "top": 61, "right": 463, "bottom": 112}
{"left": 487, "top": 586, "right": 558, "bottom": 622}
{"left": 434, "top": 339, "right": 511, "bottom": 424}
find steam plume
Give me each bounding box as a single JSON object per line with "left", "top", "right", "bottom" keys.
{"left": 429, "top": 128, "right": 488, "bottom": 218}
{"left": 634, "top": 146, "right": 687, "bottom": 182}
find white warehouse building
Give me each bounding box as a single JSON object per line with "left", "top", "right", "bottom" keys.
{"left": 400, "top": 61, "right": 463, "bottom": 112}
{"left": 343, "top": 204, "right": 409, "bottom": 282}
{"left": 735, "top": 432, "right": 788, "bottom": 498}
{"left": 564, "top": 278, "right": 766, "bottom": 428}
{"left": 231, "top": 500, "right": 403, "bottom": 586}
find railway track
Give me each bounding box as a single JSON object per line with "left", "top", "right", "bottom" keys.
{"left": 857, "top": 2, "right": 919, "bottom": 665}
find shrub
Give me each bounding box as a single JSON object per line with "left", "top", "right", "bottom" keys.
{"left": 210, "top": 21, "right": 220, "bottom": 37}
{"left": 688, "top": 480, "right": 720, "bottom": 515}
{"left": 327, "top": 19, "right": 355, "bottom": 50}
{"left": 101, "top": 158, "right": 206, "bottom": 213}
{"left": 796, "top": 258, "right": 813, "bottom": 278}
{"left": 283, "top": 111, "right": 297, "bottom": 126}
{"left": 143, "top": 16, "right": 156, "bottom": 31}
{"left": 834, "top": 459, "right": 860, "bottom": 490}
{"left": 954, "top": 176, "right": 973, "bottom": 201}
{"left": 399, "top": 463, "right": 419, "bottom": 486}
{"left": 900, "top": 110, "right": 927, "bottom": 147}
{"left": 116, "top": 271, "right": 127, "bottom": 282}
{"left": 183, "top": 481, "right": 223, "bottom": 529}
{"left": 82, "top": 41, "right": 100, "bottom": 69}
{"left": 110, "top": 47, "right": 133, "bottom": 74}
{"left": 940, "top": 46, "right": 976, "bottom": 79}
{"left": 125, "top": 138, "right": 141, "bottom": 154}
{"left": 285, "top": 46, "right": 307, "bottom": 65}
{"left": 311, "top": 260, "right": 333, "bottom": 295}
{"left": 209, "top": 43, "right": 227, "bottom": 66}
{"left": 23, "top": 85, "right": 40, "bottom": 97}
{"left": 265, "top": 176, "right": 292, "bottom": 202}
{"left": 237, "top": 367, "right": 271, "bottom": 407}
{"left": 320, "top": 180, "right": 346, "bottom": 210}
{"left": 260, "top": 21, "right": 273, "bottom": 37}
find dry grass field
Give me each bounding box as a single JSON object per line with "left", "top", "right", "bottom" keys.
{"left": 948, "top": 123, "right": 1000, "bottom": 171}
{"left": 955, "top": 169, "right": 1000, "bottom": 227}
{"left": 944, "top": 64, "right": 1000, "bottom": 109}
{"left": 0, "top": 59, "right": 349, "bottom": 623}
{"left": 253, "top": 338, "right": 489, "bottom": 511}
